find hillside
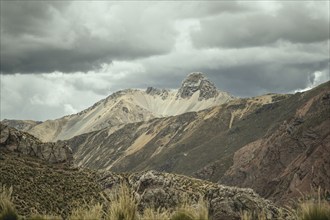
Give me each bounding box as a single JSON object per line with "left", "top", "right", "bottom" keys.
{"left": 2, "top": 73, "right": 233, "bottom": 142}
{"left": 0, "top": 126, "right": 288, "bottom": 220}
{"left": 220, "top": 81, "right": 330, "bottom": 203}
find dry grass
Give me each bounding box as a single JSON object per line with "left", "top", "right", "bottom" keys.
{"left": 68, "top": 202, "right": 104, "bottom": 220}
{"left": 239, "top": 189, "right": 330, "bottom": 220}
{"left": 27, "top": 214, "right": 62, "bottom": 220}
{"left": 240, "top": 210, "right": 268, "bottom": 220}
{"left": 140, "top": 207, "right": 170, "bottom": 220}
{"left": 106, "top": 183, "right": 138, "bottom": 220}
{"left": 0, "top": 184, "right": 19, "bottom": 220}
{"left": 297, "top": 201, "right": 330, "bottom": 220}
{"left": 295, "top": 188, "right": 330, "bottom": 220}
{"left": 171, "top": 196, "right": 209, "bottom": 220}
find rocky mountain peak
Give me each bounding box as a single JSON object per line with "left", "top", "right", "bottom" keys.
{"left": 146, "top": 87, "right": 170, "bottom": 99}
{"left": 177, "top": 72, "right": 219, "bottom": 100}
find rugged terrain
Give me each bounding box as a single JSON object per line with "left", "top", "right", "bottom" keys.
{"left": 2, "top": 73, "right": 232, "bottom": 142}
{"left": 62, "top": 81, "right": 330, "bottom": 204}
{"left": 2, "top": 73, "right": 329, "bottom": 206}
{"left": 220, "top": 82, "right": 330, "bottom": 203}
{"left": 0, "top": 126, "right": 288, "bottom": 220}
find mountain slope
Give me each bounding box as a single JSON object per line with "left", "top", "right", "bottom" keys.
{"left": 65, "top": 92, "right": 286, "bottom": 174}
{"left": 64, "top": 81, "right": 330, "bottom": 203}
{"left": 2, "top": 72, "right": 232, "bottom": 142}
{"left": 220, "top": 82, "right": 330, "bottom": 203}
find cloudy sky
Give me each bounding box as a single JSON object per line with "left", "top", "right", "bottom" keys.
{"left": 1, "top": 1, "right": 329, "bottom": 121}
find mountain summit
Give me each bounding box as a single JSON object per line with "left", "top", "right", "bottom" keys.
{"left": 2, "top": 73, "right": 233, "bottom": 141}
{"left": 177, "top": 72, "right": 219, "bottom": 100}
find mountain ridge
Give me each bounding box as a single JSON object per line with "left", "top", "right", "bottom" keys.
{"left": 61, "top": 81, "right": 329, "bottom": 203}
{"left": 2, "top": 72, "right": 233, "bottom": 142}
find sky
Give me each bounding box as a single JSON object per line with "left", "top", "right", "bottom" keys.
{"left": 0, "top": 1, "right": 329, "bottom": 121}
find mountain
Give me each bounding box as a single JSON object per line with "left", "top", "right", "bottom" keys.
{"left": 0, "top": 125, "right": 288, "bottom": 220}
{"left": 2, "top": 72, "right": 233, "bottom": 142}
{"left": 220, "top": 82, "right": 330, "bottom": 203}
{"left": 62, "top": 81, "right": 330, "bottom": 203}
{"left": 2, "top": 72, "right": 329, "bottom": 205}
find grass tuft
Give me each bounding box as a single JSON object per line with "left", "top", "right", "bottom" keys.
{"left": 140, "top": 207, "right": 170, "bottom": 220}
{"left": 239, "top": 210, "right": 267, "bottom": 220}
{"left": 68, "top": 202, "right": 104, "bottom": 220}
{"left": 296, "top": 188, "right": 330, "bottom": 220}
{"left": 297, "top": 201, "right": 330, "bottom": 220}
{"left": 171, "top": 196, "right": 209, "bottom": 220}
{"left": 27, "top": 214, "right": 62, "bottom": 220}
{"left": 106, "top": 183, "right": 138, "bottom": 220}
{"left": 0, "top": 185, "right": 19, "bottom": 220}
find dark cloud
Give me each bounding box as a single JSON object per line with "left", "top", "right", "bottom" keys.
{"left": 201, "top": 61, "right": 329, "bottom": 97}
{"left": 0, "top": 1, "right": 176, "bottom": 74}
{"left": 178, "top": 1, "right": 250, "bottom": 18}
{"left": 0, "top": 1, "right": 67, "bottom": 36}
{"left": 191, "top": 2, "right": 330, "bottom": 48}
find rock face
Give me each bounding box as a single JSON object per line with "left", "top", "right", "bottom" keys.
{"left": 177, "top": 72, "right": 219, "bottom": 100}
{"left": 2, "top": 73, "right": 232, "bottom": 142}
{"left": 0, "top": 123, "right": 73, "bottom": 165}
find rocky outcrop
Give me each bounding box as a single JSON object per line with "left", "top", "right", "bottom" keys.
{"left": 101, "top": 170, "right": 291, "bottom": 220}
{"left": 0, "top": 123, "right": 73, "bottom": 165}
{"left": 177, "top": 72, "right": 219, "bottom": 100}
{"left": 146, "top": 87, "right": 170, "bottom": 99}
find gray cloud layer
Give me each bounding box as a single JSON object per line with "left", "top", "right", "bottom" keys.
{"left": 1, "top": 1, "right": 177, "bottom": 73}
{"left": 192, "top": 2, "right": 329, "bottom": 48}
{"left": 0, "top": 1, "right": 329, "bottom": 120}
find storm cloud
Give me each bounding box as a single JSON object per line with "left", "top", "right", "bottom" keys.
{"left": 0, "top": 1, "right": 329, "bottom": 120}
{"left": 0, "top": 1, "right": 177, "bottom": 73}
